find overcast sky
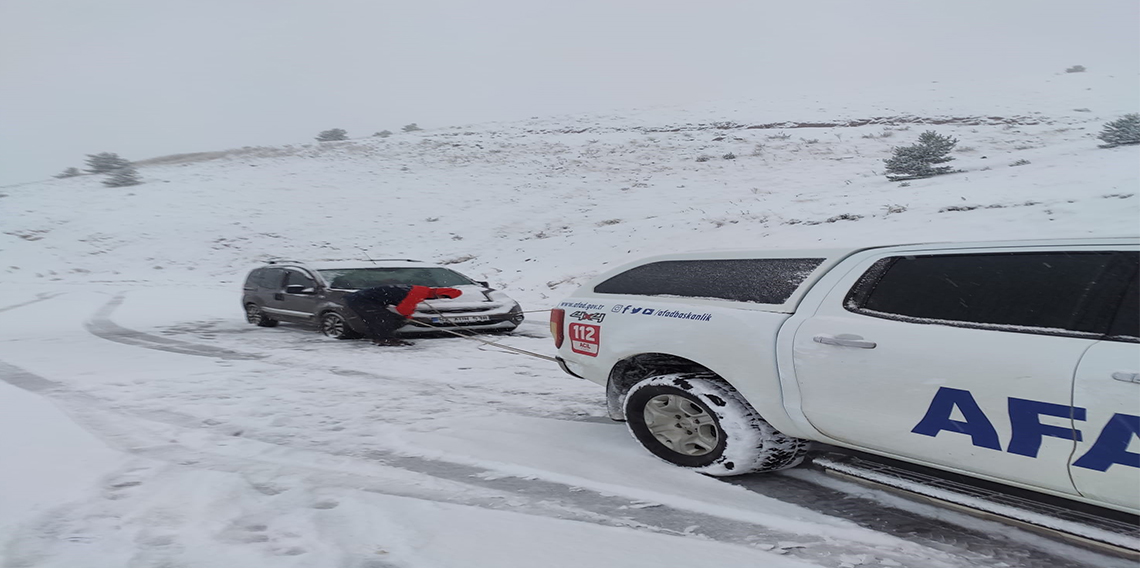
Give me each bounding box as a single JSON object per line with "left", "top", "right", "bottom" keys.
{"left": 1, "top": 0, "right": 1137, "bottom": 186}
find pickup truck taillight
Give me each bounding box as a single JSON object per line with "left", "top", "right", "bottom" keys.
{"left": 551, "top": 308, "right": 565, "bottom": 348}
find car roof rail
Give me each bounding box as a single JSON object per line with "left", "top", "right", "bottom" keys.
{"left": 265, "top": 258, "right": 306, "bottom": 265}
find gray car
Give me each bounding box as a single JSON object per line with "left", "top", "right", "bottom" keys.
{"left": 242, "top": 259, "right": 524, "bottom": 338}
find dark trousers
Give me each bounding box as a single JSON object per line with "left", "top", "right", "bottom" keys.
{"left": 344, "top": 296, "right": 406, "bottom": 340}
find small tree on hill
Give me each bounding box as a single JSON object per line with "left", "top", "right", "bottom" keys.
{"left": 102, "top": 166, "right": 142, "bottom": 187}
{"left": 402, "top": 123, "right": 421, "bottom": 133}
{"left": 373, "top": 130, "right": 393, "bottom": 138}
{"left": 883, "top": 131, "right": 958, "bottom": 181}
{"left": 1097, "top": 114, "right": 1140, "bottom": 148}
{"left": 55, "top": 167, "right": 82, "bottom": 178}
{"left": 315, "top": 128, "right": 348, "bottom": 142}
{"left": 85, "top": 152, "right": 131, "bottom": 173}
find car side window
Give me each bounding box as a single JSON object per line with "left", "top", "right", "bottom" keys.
{"left": 592, "top": 258, "right": 825, "bottom": 304}
{"left": 259, "top": 268, "right": 285, "bottom": 289}
{"left": 845, "top": 251, "right": 1124, "bottom": 336}
{"left": 284, "top": 269, "right": 316, "bottom": 290}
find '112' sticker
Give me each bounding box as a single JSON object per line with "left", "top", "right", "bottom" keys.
{"left": 569, "top": 323, "right": 600, "bottom": 357}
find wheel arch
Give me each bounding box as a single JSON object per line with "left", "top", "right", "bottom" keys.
{"left": 606, "top": 353, "right": 736, "bottom": 421}
{"left": 318, "top": 304, "right": 368, "bottom": 334}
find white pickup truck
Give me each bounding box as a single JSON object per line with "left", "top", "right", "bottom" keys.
{"left": 552, "top": 238, "right": 1139, "bottom": 515}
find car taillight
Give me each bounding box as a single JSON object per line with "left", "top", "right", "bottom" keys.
{"left": 551, "top": 308, "right": 565, "bottom": 348}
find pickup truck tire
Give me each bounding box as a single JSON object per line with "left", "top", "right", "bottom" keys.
{"left": 624, "top": 374, "right": 808, "bottom": 476}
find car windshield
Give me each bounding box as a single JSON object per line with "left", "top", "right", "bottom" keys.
{"left": 318, "top": 267, "right": 475, "bottom": 289}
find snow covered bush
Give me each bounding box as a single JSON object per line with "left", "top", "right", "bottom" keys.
{"left": 373, "top": 130, "right": 393, "bottom": 138}
{"left": 1097, "top": 114, "right": 1140, "bottom": 148}
{"left": 85, "top": 152, "right": 131, "bottom": 173}
{"left": 102, "top": 166, "right": 142, "bottom": 187}
{"left": 883, "top": 130, "right": 959, "bottom": 181}
{"left": 402, "top": 123, "right": 422, "bottom": 132}
{"left": 54, "top": 167, "right": 82, "bottom": 178}
{"left": 1065, "top": 65, "right": 1086, "bottom": 73}
{"left": 315, "top": 128, "right": 348, "bottom": 142}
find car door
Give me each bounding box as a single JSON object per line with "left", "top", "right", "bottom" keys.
{"left": 279, "top": 268, "right": 320, "bottom": 322}
{"left": 1070, "top": 258, "right": 1140, "bottom": 513}
{"left": 791, "top": 246, "right": 1126, "bottom": 497}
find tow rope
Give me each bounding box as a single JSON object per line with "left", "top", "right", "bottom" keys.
{"left": 407, "top": 307, "right": 559, "bottom": 362}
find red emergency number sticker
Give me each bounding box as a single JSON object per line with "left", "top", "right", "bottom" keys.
{"left": 568, "top": 323, "right": 600, "bottom": 357}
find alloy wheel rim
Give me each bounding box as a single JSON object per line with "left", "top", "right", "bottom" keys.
{"left": 322, "top": 315, "right": 344, "bottom": 337}
{"left": 643, "top": 394, "right": 720, "bottom": 456}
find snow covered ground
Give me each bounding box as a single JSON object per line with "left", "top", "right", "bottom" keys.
{"left": 0, "top": 70, "right": 1137, "bottom": 567}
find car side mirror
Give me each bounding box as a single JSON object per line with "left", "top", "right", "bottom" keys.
{"left": 285, "top": 285, "right": 314, "bottom": 294}
{"left": 477, "top": 281, "right": 490, "bottom": 288}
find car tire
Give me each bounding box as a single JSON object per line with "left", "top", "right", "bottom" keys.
{"left": 245, "top": 303, "right": 278, "bottom": 327}
{"left": 319, "top": 311, "right": 361, "bottom": 339}
{"left": 624, "top": 373, "right": 808, "bottom": 476}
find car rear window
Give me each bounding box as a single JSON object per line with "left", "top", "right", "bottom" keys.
{"left": 592, "top": 258, "right": 825, "bottom": 304}
{"left": 846, "top": 251, "right": 1125, "bottom": 335}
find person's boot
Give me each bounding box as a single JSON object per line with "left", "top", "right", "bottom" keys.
{"left": 373, "top": 338, "right": 413, "bottom": 346}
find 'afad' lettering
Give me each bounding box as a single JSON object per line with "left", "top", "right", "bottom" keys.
{"left": 912, "top": 387, "right": 1139, "bottom": 472}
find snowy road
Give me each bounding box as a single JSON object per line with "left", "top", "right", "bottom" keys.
{"left": 0, "top": 284, "right": 1131, "bottom": 568}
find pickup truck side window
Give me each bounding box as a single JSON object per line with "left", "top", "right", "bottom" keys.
{"left": 593, "top": 258, "right": 824, "bottom": 304}
{"left": 1106, "top": 268, "right": 1139, "bottom": 342}
{"left": 845, "top": 252, "right": 1125, "bottom": 336}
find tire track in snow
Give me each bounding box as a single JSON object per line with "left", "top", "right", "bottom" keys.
{"left": 0, "top": 360, "right": 986, "bottom": 568}
{"left": 83, "top": 294, "right": 603, "bottom": 423}
{"left": 85, "top": 295, "right": 265, "bottom": 360}
{"left": 0, "top": 292, "right": 64, "bottom": 315}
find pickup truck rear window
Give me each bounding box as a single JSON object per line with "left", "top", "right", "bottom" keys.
{"left": 593, "top": 258, "right": 825, "bottom": 304}
{"left": 846, "top": 251, "right": 1130, "bottom": 335}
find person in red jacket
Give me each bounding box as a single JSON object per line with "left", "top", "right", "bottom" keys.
{"left": 344, "top": 285, "right": 462, "bottom": 346}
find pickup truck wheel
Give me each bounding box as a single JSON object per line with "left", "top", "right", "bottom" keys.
{"left": 245, "top": 304, "right": 278, "bottom": 327}
{"left": 624, "top": 374, "right": 807, "bottom": 476}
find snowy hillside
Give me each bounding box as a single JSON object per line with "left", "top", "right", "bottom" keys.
{"left": 0, "top": 71, "right": 1138, "bottom": 568}
{"left": 2, "top": 71, "right": 1137, "bottom": 308}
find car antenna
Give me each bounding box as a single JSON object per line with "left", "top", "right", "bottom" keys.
{"left": 358, "top": 247, "right": 377, "bottom": 265}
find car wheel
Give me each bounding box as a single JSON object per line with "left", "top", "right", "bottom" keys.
{"left": 245, "top": 303, "right": 278, "bottom": 327}
{"left": 319, "top": 311, "right": 361, "bottom": 339}
{"left": 624, "top": 373, "right": 808, "bottom": 476}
